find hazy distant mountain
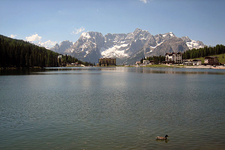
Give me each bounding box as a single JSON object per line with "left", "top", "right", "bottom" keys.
{"left": 50, "top": 40, "right": 73, "bottom": 54}
{"left": 50, "top": 28, "right": 205, "bottom": 64}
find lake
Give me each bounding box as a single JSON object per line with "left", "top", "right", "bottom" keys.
{"left": 0, "top": 67, "right": 225, "bottom": 150}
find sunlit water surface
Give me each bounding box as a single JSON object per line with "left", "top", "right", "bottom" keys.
{"left": 0, "top": 67, "right": 225, "bottom": 150}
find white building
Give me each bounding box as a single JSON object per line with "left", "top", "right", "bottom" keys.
{"left": 193, "top": 60, "right": 202, "bottom": 65}
{"left": 165, "top": 52, "right": 182, "bottom": 64}
{"left": 143, "top": 60, "right": 150, "bottom": 65}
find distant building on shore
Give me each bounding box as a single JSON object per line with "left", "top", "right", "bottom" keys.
{"left": 58, "top": 55, "right": 62, "bottom": 66}
{"left": 99, "top": 58, "right": 116, "bottom": 66}
{"left": 183, "top": 59, "right": 202, "bottom": 66}
{"left": 204, "top": 56, "right": 219, "bottom": 65}
{"left": 143, "top": 60, "right": 150, "bottom": 65}
{"left": 165, "top": 52, "right": 182, "bottom": 64}
{"left": 136, "top": 61, "right": 141, "bottom": 65}
{"left": 193, "top": 60, "right": 202, "bottom": 66}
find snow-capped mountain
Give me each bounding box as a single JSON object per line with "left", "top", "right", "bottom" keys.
{"left": 101, "top": 29, "right": 151, "bottom": 58}
{"left": 51, "top": 28, "right": 205, "bottom": 64}
{"left": 181, "top": 36, "right": 205, "bottom": 50}
{"left": 64, "top": 32, "right": 104, "bottom": 63}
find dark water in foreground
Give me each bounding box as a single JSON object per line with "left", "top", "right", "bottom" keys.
{"left": 0, "top": 67, "right": 225, "bottom": 150}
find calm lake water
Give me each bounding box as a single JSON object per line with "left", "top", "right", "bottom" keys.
{"left": 0, "top": 67, "right": 225, "bottom": 150}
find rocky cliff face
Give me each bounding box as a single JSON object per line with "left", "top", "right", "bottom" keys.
{"left": 144, "top": 36, "right": 189, "bottom": 56}
{"left": 51, "top": 28, "right": 205, "bottom": 64}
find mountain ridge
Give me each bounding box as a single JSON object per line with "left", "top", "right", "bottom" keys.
{"left": 50, "top": 28, "right": 205, "bottom": 64}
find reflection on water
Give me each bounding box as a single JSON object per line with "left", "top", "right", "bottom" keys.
{"left": 0, "top": 67, "right": 225, "bottom": 150}
{"left": 156, "top": 139, "right": 169, "bottom": 143}
{"left": 1, "top": 67, "right": 225, "bottom": 75}
{"left": 133, "top": 67, "right": 225, "bottom": 75}
{"left": 43, "top": 67, "right": 225, "bottom": 75}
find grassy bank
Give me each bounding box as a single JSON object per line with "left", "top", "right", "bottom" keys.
{"left": 144, "top": 64, "right": 179, "bottom": 68}
{"left": 117, "top": 64, "right": 185, "bottom": 68}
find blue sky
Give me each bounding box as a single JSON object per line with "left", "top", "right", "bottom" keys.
{"left": 1, "top": 0, "right": 225, "bottom": 48}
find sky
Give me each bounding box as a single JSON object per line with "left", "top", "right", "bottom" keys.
{"left": 1, "top": 0, "right": 225, "bottom": 48}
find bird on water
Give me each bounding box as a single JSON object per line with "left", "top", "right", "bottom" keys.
{"left": 156, "top": 135, "right": 169, "bottom": 140}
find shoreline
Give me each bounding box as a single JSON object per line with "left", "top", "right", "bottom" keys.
{"left": 139, "top": 64, "right": 225, "bottom": 69}
{"left": 184, "top": 65, "right": 225, "bottom": 69}
{"left": 1, "top": 65, "right": 225, "bottom": 70}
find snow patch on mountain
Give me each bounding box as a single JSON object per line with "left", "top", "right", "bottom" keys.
{"left": 186, "top": 40, "right": 204, "bottom": 49}
{"left": 181, "top": 36, "right": 204, "bottom": 50}
{"left": 169, "top": 32, "right": 175, "bottom": 37}
{"left": 65, "top": 47, "right": 74, "bottom": 53}
{"left": 101, "top": 44, "right": 129, "bottom": 58}
{"left": 84, "top": 51, "right": 89, "bottom": 58}
{"left": 150, "top": 41, "right": 164, "bottom": 49}
{"left": 81, "top": 32, "right": 91, "bottom": 39}
{"left": 162, "top": 32, "right": 175, "bottom": 38}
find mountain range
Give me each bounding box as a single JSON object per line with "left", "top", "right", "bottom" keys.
{"left": 50, "top": 28, "right": 205, "bottom": 64}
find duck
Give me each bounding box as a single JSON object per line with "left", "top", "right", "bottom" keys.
{"left": 156, "top": 135, "right": 169, "bottom": 140}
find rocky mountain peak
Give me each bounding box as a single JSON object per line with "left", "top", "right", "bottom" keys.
{"left": 60, "top": 40, "right": 72, "bottom": 46}
{"left": 181, "top": 36, "right": 191, "bottom": 42}
{"left": 81, "top": 32, "right": 91, "bottom": 39}
{"left": 81, "top": 32, "right": 103, "bottom": 40}
{"left": 134, "top": 28, "right": 142, "bottom": 34}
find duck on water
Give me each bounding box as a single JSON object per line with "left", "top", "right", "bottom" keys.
{"left": 156, "top": 135, "right": 169, "bottom": 140}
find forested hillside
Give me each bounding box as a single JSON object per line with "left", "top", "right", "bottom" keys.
{"left": 182, "top": 44, "right": 225, "bottom": 59}
{"left": 0, "top": 35, "right": 90, "bottom": 69}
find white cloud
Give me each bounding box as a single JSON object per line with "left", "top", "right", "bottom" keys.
{"left": 38, "top": 40, "right": 57, "bottom": 49}
{"left": 10, "top": 34, "right": 17, "bottom": 38}
{"left": 25, "top": 33, "right": 56, "bottom": 49}
{"left": 139, "top": 0, "right": 147, "bottom": 3}
{"left": 26, "top": 34, "right": 42, "bottom": 42}
{"left": 71, "top": 27, "right": 85, "bottom": 35}
{"left": 139, "top": 0, "right": 153, "bottom": 3}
